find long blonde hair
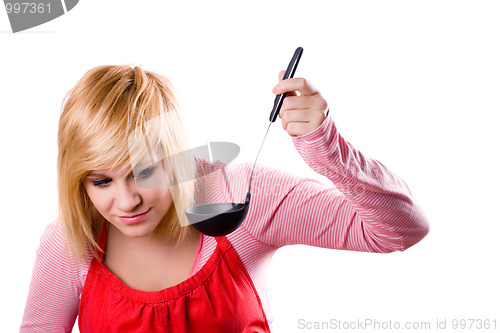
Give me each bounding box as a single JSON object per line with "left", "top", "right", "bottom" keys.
{"left": 57, "top": 65, "right": 197, "bottom": 263}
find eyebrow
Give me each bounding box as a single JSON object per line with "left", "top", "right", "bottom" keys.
{"left": 86, "top": 172, "right": 113, "bottom": 178}
{"left": 86, "top": 163, "right": 157, "bottom": 178}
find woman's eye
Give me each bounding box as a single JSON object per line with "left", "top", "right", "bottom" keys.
{"left": 135, "top": 167, "right": 155, "bottom": 179}
{"left": 93, "top": 179, "right": 111, "bottom": 188}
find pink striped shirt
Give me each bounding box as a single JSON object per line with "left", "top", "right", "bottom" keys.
{"left": 20, "top": 114, "right": 429, "bottom": 332}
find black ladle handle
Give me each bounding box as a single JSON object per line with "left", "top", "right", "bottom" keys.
{"left": 269, "top": 47, "right": 304, "bottom": 122}
{"left": 247, "top": 47, "right": 304, "bottom": 198}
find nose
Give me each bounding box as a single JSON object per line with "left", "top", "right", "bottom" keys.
{"left": 115, "top": 180, "right": 142, "bottom": 213}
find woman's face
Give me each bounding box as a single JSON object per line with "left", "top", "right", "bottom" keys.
{"left": 83, "top": 159, "right": 173, "bottom": 239}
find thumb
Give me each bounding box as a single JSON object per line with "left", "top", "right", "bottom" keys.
{"left": 276, "top": 69, "right": 298, "bottom": 97}
{"left": 278, "top": 70, "right": 286, "bottom": 81}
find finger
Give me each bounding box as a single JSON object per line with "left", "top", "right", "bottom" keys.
{"left": 278, "top": 70, "right": 285, "bottom": 81}
{"left": 273, "top": 77, "right": 318, "bottom": 96}
{"left": 283, "top": 121, "right": 320, "bottom": 138}
{"left": 280, "top": 95, "right": 317, "bottom": 112}
{"left": 279, "top": 108, "right": 325, "bottom": 124}
{"left": 279, "top": 108, "right": 309, "bottom": 122}
{"left": 275, "top": 70, "right": 297, "bottom": 97}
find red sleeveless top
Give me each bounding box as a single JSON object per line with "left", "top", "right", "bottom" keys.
{"left": 78, "top": 222, "right": 271, "bottom": 332}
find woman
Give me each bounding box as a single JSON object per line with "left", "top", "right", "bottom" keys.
{"left": 20, "top": 64, "right": 429, "bottom": 332}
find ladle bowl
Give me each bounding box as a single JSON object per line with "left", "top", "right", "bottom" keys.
{"left": 185, "top": 47, "right": 303, "bottom": 237}
{"left": 185, "top": 193, "right": 251, "bottom": 236}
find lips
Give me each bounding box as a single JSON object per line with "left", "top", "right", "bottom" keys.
{"left": 119, "top": 209, "right": 151, "bottom": 224}
{"left": 120, "top": 211, "right": 149, "bottom": 218}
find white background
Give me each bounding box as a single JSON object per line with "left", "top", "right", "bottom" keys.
{"left": 1, "top": 1, "right": 499, "bottom": 332}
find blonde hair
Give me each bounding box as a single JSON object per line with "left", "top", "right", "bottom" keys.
{"left": 57, "top": 64, "right": 197, "bottom": 263}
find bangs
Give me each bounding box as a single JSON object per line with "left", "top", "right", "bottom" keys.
{"left": 127, "top": 111, "right": 195, "bottom": 188}
{"left": 75, "top": 71, "right": 180, "bottom": 177}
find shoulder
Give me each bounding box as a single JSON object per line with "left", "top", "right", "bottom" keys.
{"left": 38, "top": 218, "right": 67, "bottom": 254}
{"left": 226, "top": 160, "right": 304, "bottom": 198}
{"left": 227, "top": 160, "right": 303, "bottom": 182}
{"left": 37, "top": 218, "right": 93, "bottom": 269}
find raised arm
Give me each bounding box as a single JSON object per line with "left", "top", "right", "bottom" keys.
{"left": 238, "top": 73, "right": 429, "bottom": 253}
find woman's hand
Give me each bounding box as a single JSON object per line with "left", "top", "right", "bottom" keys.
{"left": 272, "top": 70, "right": 329, "bottom": 137}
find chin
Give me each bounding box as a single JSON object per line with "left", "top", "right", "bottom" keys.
{"left": 119, "top": 223, "right": 157, "bottom": 238}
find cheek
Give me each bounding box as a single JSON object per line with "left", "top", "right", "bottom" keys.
{"left": 84, "top": 185, "right": 110, "bottom": 213}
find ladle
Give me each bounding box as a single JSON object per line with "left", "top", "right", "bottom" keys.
{"left": 185, "top": 47, "right": 304, "bottom": 236}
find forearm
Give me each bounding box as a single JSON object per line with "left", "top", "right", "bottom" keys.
{"left": 292, "top": 114, "right": 430, "bottom": 251}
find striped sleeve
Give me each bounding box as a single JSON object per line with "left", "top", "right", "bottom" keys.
{"left": 242, "top": 112, "right": 430, "bottom": 253}
{"left": 20, "top": 220, "right": 83, "bottom": 332}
